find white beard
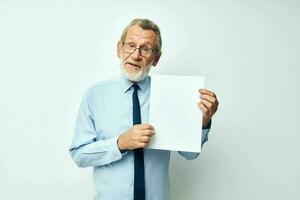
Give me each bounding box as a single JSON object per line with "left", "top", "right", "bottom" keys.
{"left": 120, "top": 60, "right": 152, "bottom": 82}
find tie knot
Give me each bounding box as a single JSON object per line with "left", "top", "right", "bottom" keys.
{"left": 133, "top": 84, "right": 140, "bottom": 92}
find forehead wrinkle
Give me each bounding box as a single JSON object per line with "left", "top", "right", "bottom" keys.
{"left": 125, "top": 26, "right": 156, "bottom": 45}
{"left": 127, "top": 34, "right": 155, "bottom": 42}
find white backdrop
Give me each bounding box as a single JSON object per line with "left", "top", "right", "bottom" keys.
{"left": 0, "top": 0, "right": 299, "bottom": 199}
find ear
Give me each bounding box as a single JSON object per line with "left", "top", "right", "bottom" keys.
{"left": 152, "top": 51, "right": 162, "bottom": 67}
{"left": 117, "top": 41, "right": 122, "bottom": 58}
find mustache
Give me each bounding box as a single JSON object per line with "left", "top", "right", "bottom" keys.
{"left": 125, "top": 61, "right": 141, "bottom": 68}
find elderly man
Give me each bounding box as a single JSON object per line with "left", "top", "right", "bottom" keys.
{"left": 69, "top": 18, "right": 219, "bottom": 200}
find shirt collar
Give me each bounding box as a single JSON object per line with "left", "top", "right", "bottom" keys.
{"left": 120, "top": 75, "right": 150, "bottom": 93}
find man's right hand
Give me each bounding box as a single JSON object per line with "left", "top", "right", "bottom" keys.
{"left": 117, "top": 124, "right": 155, "bottom": 150}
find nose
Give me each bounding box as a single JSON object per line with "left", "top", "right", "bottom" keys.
{"left": 131, "top": 48, "right": 142, "bottom": 60}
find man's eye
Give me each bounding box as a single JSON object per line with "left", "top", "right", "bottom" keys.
{"left": 141, "top": 47, "right": 150, "bottom": 52}
{"left": 128, "top": 44, "right": 136, "bottom": 48}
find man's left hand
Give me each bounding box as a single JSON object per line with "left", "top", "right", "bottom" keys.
{"left": 198, "top": 89, "right": 219, "bottom": 128}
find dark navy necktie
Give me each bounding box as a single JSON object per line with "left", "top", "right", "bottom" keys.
{"left": 132, "top": 84, "right": 145, "bottom": 200}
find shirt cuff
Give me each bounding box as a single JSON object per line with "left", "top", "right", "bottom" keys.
{"left": 201, "top": 119, "right": 211, "bottom": 146}
{"left": 117, "top": 136, "right": 129, "bottom": 156}
{"left": 202, "top": 119, "right": 212, "bottom": 129}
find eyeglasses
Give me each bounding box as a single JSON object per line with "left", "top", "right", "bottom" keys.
{"left": 122, "top": 42, "right": 156, "bottom": 57}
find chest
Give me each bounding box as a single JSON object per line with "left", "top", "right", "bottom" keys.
{"left": 93, "top": 90, "right": 150, "bottom": 140}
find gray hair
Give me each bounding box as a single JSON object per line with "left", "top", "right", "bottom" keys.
{"left": 120, "top": 18, "right": 162, "bottom": 54}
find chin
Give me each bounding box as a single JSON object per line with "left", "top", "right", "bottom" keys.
{"left": 125, "top": 65, "right": 142, "bottom": 73}
{"left": 125, "top": 71, "right": 144, "bottom": 82}
{"left": 120, "top": 60, "right": 152, "bottom": 82}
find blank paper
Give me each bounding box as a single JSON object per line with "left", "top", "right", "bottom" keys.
{"left": 148, "top": 74, "right": 205, "bottom": 152}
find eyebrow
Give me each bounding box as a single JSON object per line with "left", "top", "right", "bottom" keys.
{"left": 125, "top": 39, "right": 154, "bottom": 47}
{"left": 126, "top": 35, "right": 155, "bottom": 43}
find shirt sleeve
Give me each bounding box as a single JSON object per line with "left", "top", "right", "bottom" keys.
{"left": 177, "top": 120, "right": 211, "bottom": 160}
{"left": 69, "top": 89, "right": 125, "bottom": 168}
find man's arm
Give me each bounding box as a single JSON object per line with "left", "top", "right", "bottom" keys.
{"left": 69, "top": 90, "right": 123, "bottom": 168}
{"left": 178, "top": 87, "right": 218, "bottom": 160}
{"left": 178, "top": 120, "right": 211, "bottom": 160}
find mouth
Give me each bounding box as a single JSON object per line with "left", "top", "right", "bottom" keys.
{"left": 126, "top": 62, "right": 141, "bottom": 70}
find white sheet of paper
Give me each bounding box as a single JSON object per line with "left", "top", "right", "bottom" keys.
{"left": 148, "top": 74, "right": 205, "bottom": 153}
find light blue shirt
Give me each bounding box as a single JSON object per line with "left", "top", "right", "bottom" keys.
{"left": 69, "top": 76, "right": 210, "bottom": 200}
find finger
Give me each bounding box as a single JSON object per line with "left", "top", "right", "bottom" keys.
{"left": 198, "top": 102, "right": 209, "bottom": 115}
{"left": 137, "top": 124, "right": 154, "bottom": 130}
{"left": 137, "top": 142, "right": 149, "bottom": 148}
{"left": 200, "top": 94, "right": 217, "bottom": 104}
{"left": 201, "top": 99, "right": 213, "bottom": 111}
{"left": 141, "top": 129, "right": 155, "bottom": 136}
{"left": 199, "top": 89, "right": 216, "bottom": 97}
{"left": 139, "top": 136, "right": 151, "bottom": 143}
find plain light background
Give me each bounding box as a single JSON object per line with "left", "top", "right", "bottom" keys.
{"left": 0, "top": 0, "right": 299, "bottom": 199}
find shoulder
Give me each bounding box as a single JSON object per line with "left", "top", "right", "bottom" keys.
{"left": 90, "top": 77, "right": 121, "bottom": 91}
{"left": 84, "top": 76, "right": 121, "bottom": 97}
